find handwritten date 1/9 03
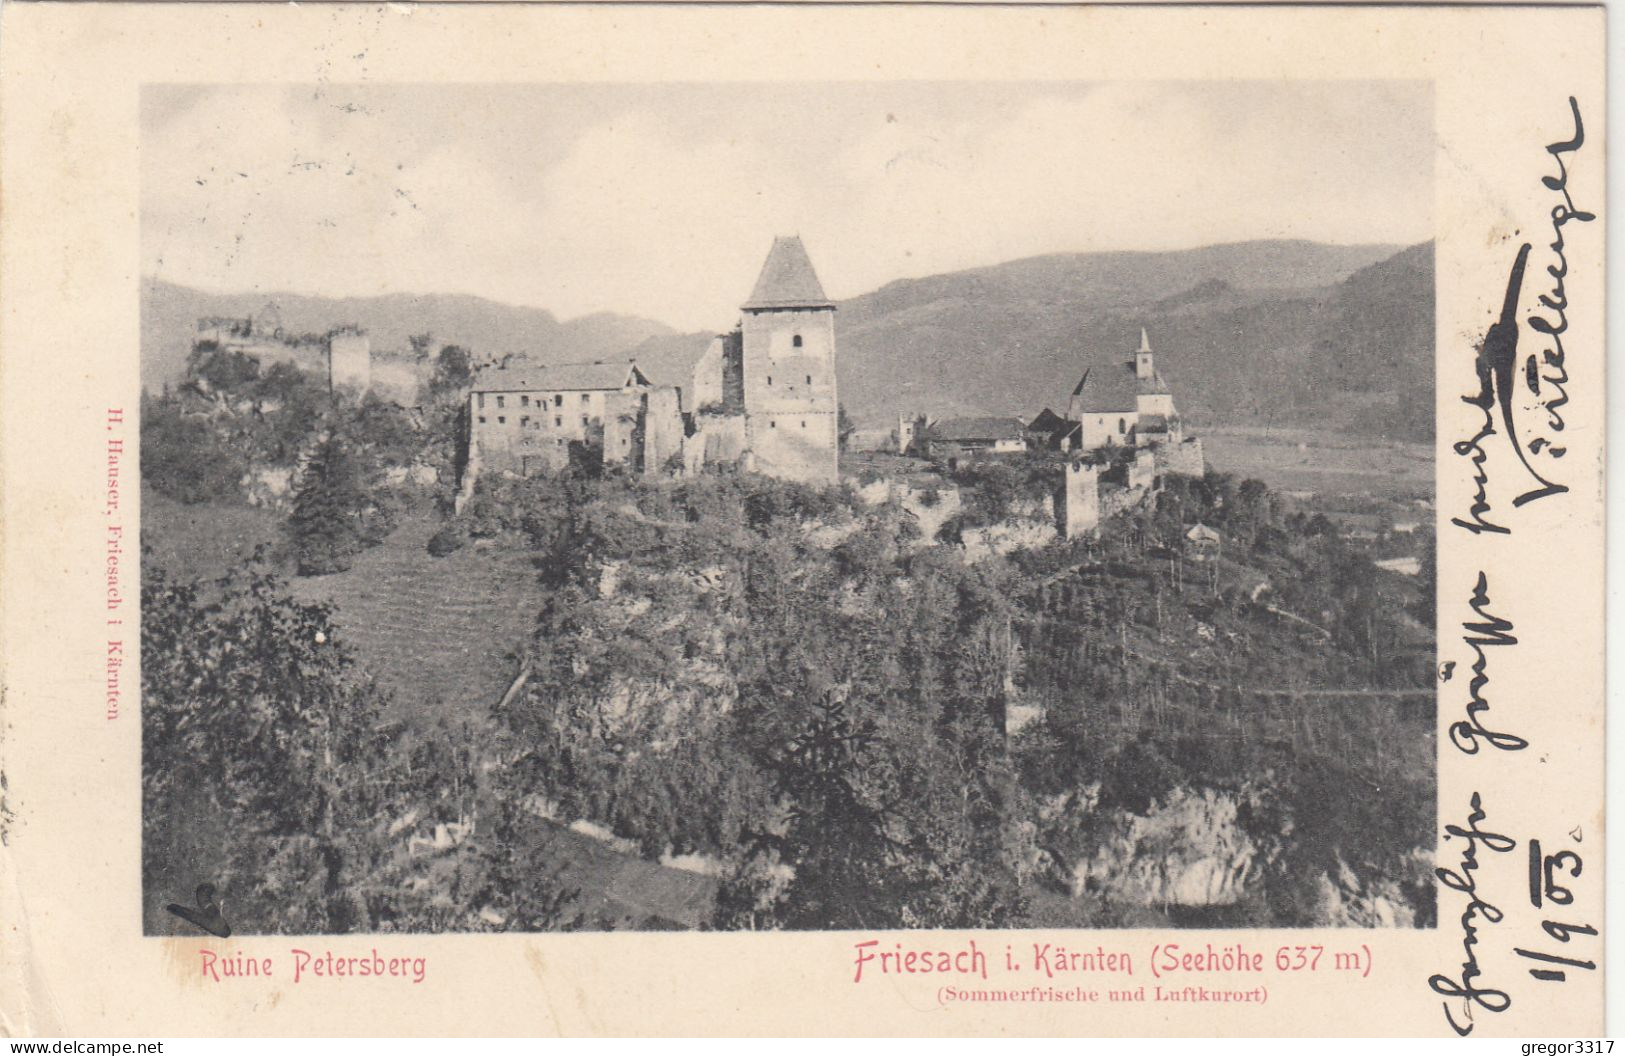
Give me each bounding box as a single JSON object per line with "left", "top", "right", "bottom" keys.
{"left": 1518, "top": 836, "right": 1596, "bottom": 984}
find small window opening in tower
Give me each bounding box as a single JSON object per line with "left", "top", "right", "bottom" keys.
{"left": 767, "top": 376, "right": 773, "bottom": 386}
{"left": 805, "top": 375, "right": 812, "bottom": 385}
{"left": 800, "top": 420, "right": 806, "bottom": 429}
{"left": 553, "top": 394, "right": 562, "bottom": 407}
{"left": 1119, "top": 418, "right": 1126, "bottom": 433}
{"left": 770, "top": 421, "right": 777, "bottom": 429}
{"left": 792, "top": 334, "right": 803, "bottom": 348}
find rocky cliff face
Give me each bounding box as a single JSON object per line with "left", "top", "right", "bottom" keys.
{"left": 1074, "top": 785, "right": 1259, "bottom": 907}
{"left": 1063, "top": 782, "right": 1429, "bottom": 927}
{"left": 1312, "top": 850, "right": 1432, "bottom": 928}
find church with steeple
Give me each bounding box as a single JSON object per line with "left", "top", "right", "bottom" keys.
{"left": 1029, "top": 327, "right": 1206, "bottom": 477}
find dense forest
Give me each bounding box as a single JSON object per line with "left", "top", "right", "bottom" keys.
{"left": 141, "top": 352, "right": 1435, "bottom": 932}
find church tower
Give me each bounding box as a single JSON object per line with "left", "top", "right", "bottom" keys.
{"left": 739, "top": 236, "right": 839, "bottom": 484}
{"left": 1135, "top": 327, "right": 1175, "bottom": 417}
{"left": 1135, "top": 327, "right": 1156, "bottom": 382}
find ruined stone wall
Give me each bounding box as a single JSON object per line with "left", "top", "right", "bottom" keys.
{"left": 602, "top": 391, "right": 642, "bottom": 467}
{"left": 641, "top": 387, "right": 685, "bottom": 476}
{"left": 721, "top": 330, "right": 745, "bottom": 412}
{"left": 200, "top": 336, "right": 325, "bottom": 379}
{"left": 1148, "top": 436, "right": 1205, "bottom": 478}
{"left": 684, "top": 413, "right": 748, "bottom": 476}
{"left": 962, "top": 519, "right": 1057, "bottom": 559}
{"left": 1128, "top": 448, "right": 1157, "bottom": 492}
{"left": 1101, "top": 483, "right": 1146, "bottom": 520}
{"left": 689, "top": 337, "right": 725, "bottom": 412}
{"left": 896, "top": 415, "right": 919, "bottom": 455}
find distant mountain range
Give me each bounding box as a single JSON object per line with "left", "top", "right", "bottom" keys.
{"left": 140, "top": 283, "right": 678, "bottom": 393}
{"left": 834, "top": 239, "right": 1433, "bottom": 441}
{"left": 142, "top": 238, "right": 1434, "bottom": 442}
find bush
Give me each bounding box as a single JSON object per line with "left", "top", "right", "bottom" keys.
{"left": 952, "top": 461, "right": 1023, "bottom": 526}
{"left": 142, "top": 561, "right": 576, "bottom": 933}
{"left": 426, "top": 525, "right": 467, "bottom": 557}
{"left": 141, "top": 399, "right": 247, "bottom": 504}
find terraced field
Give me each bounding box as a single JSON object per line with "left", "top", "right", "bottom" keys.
{"left": 285, "top": 512, "right": 548, "bottom": 720}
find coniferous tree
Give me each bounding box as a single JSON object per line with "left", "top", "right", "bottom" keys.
{"left": 289, "top": 431, "right": 374, "bottom": 575}
{"left": 767, "top": 690, "right": 902, "bottom": 928}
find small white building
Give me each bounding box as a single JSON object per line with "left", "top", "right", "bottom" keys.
{"left": 1185, "top": 522, "right": 1222, "bottom": 558}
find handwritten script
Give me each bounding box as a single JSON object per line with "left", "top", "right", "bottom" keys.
{"left": 1432, "top": 96, "right": 1596, "bottom": 1037}
{"left": 1430, "top": 793, "right": 1517, "bottom": 1035}
{"left": 1451, "top": 97, "right": 1593, "bottom": 536}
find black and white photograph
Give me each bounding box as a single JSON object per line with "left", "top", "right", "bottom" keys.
{"left": 138, "top": 80, "right": 1439, "bottom": 936}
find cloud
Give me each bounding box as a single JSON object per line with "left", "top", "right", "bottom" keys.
{"left": 143, "top": 88, "right": 542, "bottom": 302}
{"left": 532, "top": 113, "right": 815, "bottom": 328}
{"left": 827, "top": 83, "right": 1432, "bottom": 290}
{"left": 142, "top": 82, "right": 1431, "bottom": 333}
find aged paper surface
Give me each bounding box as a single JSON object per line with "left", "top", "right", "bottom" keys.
{"left": 0, "top": 1, "right": 1606, "bottom": 1037}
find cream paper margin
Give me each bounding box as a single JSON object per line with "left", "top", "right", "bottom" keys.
{"left": 0, "top": 2, "right": 1605, "bottom": 1037}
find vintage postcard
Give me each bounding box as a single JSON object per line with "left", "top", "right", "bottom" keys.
{"left": 0, "top": 1, "right": 1607, "bottom": 1038}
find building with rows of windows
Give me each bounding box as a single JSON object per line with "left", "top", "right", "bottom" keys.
{"left": 463, "top": 236, "right": 840, "bottom": 490}
{"left": 464, "top": 359, "right": 684, "bottom": 480}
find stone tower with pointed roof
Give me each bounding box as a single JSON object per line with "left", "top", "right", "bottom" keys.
{"left": 738, "top": 235, "right": 839, "bottom": 484}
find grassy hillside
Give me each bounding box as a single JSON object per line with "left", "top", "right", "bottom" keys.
{"left": 281, "top": 512, "right": 549, "bottom": 720}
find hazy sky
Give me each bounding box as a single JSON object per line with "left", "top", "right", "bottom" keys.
{"left": 143, "top": 82, "right": 1432, "bottom": 331}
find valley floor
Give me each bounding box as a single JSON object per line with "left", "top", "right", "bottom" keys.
{"left": 1198, "top": 426, "right": 1432, "bottom": 502}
